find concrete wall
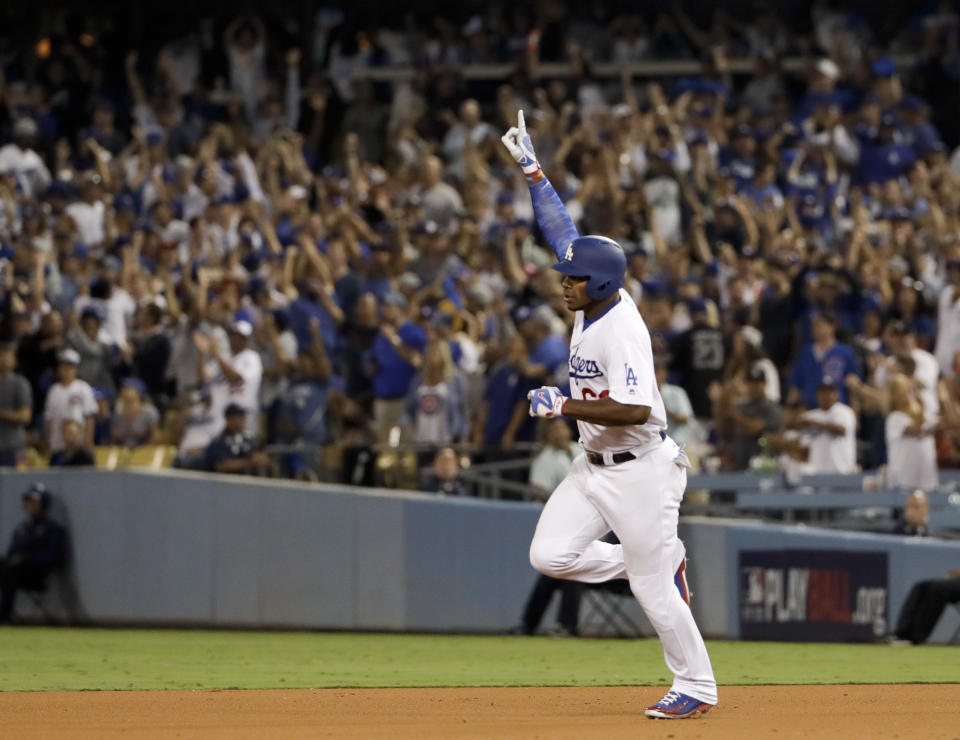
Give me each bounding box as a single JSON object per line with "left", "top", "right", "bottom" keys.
{"left": 1, "top": 470, "right": 958, "bottom": 642}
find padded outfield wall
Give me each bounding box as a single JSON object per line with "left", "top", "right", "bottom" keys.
{"left": 0, "top": 469, "right": 957, "bottom": 642}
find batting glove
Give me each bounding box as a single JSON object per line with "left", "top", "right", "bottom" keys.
{"left": 501, "top": 110, "right": 543, "bottom": 183}
{"left": 527, "top": 386, "right": 567, "bottom": 418}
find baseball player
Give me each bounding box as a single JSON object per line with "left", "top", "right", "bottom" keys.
{"left": 502, "top": 111, "right": 717, "bottom": 719}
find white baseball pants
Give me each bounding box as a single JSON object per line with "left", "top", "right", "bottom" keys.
{"left": 529, "top": 437, "right": 718, "bottom": 705}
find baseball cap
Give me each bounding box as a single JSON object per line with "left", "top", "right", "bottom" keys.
{"left": 888, "top": 257, "right": 909, "bottom": 276}
{"left": 815, "top": 58, "right": 840, "bottom": 80}
{"left": 58, "top": 348, "right": 81, "bottom": 366}
{"left": 413, "top": 220, "right": 439, "bottom": 236}
{"left": 13, "top": 117, "right": 38, "bottom": 138}
{"left": 512, "top": 305, "right": 533, "bottom": 324}
{"left": 872, "top": 57, "right": 896, "bottom": 77}
{"left": 397, "top": 272, "right": 422, "bottom": 291}
{"left": 818, "top": 378, "right": 840, "bottom": 390}
{"left": 746, "top": 366, "right": 766, "bottom": 382}
{"left": 121, "top": 377, "right": 147, "bottom": 396}
{"left": 80, "top": 306, "right": 103, "bottom": 323}
{"left": 687, "top": 298, "right": 708, "bottom": 316}
{"left": 739, "top": 326, "right": 763, "bottom": 348}
{"left": 224, "top": 403, "right": 246, "bottom": 416}
{"left": 229, "top": 320, "right": 254, "bottom": 338}
{"left": 382, "top": 291, "right": 409, "bottom": 308}
{"left": 22, "top": 482, "right": 51, "bottom": 506}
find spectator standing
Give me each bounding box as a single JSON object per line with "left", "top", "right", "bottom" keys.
{"left": 655, "top": 363, "right": 696, "bottom": 451}
{"left": 67, "top": 307, "right": 116, "bottom": 398}
{"left": 0, "top": 483, "right": 67, "bottom": 624}
{"left": 203, "top": 320, "right": 263, "bottom": 438}
{"left": 935, "top": 258, "right": 960, "bottom": 379}
{"left": 174, "top": 388, "right": 221, "bottom": 469}
{"left": 0, "top": 342, "right": 32, "bottom": 467}
{"left": 788, "top": 310, "right": 859, "bottom": 408}
{"left": 883, "top": 322, "right": 940, "bottom": 422}
{"left": 420, "top": 156, "right": 464, "bottom": 233}
{"left": 793, "top": 380, "right": 858, "bottom": 474}
{"left": 16, "top": 311, "right": 63, "bottom": 418}
{"left": 0, "top": 118, "right": 51, "bottom": 197}
{"left": 404, "top": 339, "right": 467, "bottom": 445}
{"left": 885, "top": 374, "right": 938, "bottom": 491}
{"left": 131, "top": 302, "right": 172, "bottom": 407}
{"left": 472, "top": 334, "right": 537, "bottom": 453}
{"left": 372, "top": 292, "right": 427, "bottom": 441}
{"left": 43, "top": 349, "right": 96, "bottom": 455}
{"left": 671, "top": 298, "right": 725, "bottom": 419}
{"left": 516, "top": 306, "right": 569, "bottom": 388}
{"left": 770, "top": 400, "right": 812, "bottom": 484}
{"left": 713, "top": 366, "right": 782, "bottom": 471}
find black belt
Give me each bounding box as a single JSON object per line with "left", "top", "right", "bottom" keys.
{"left": 586, "top": 450, "right": 635, "bottom": 466}
{"left": 584, "top": 431, "right": 666, "bottom": 466}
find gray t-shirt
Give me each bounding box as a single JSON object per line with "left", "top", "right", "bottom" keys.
{"left": 0, "top": 372, "right": 32, "bottom": 451}
{"left": 111, "top": 404, "right": 160, "bottom": 448}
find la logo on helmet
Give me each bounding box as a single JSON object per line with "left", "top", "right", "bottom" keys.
{"left": 564, "top": 243, "right": 574, "bottom": 261}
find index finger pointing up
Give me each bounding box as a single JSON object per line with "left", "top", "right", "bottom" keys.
{"left": 518, "top": 109, "right": 525, "bottom": 132}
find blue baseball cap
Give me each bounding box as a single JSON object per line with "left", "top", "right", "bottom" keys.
{"left": 872, "top": 57, "right": 896, "bottom": 77}
{"left": 688, "top": 298, "right": 708, "bottom": 315}
{"left": 121, "top": 377, "right": 147, "bottom": 396}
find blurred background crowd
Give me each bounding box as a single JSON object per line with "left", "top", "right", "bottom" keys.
{"left": 3, "top": 0, "right": 960, "bottom": 494}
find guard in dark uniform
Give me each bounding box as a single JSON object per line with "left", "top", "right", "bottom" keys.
{"left": 0, "top": 483, "right": 67, "bottom": 623}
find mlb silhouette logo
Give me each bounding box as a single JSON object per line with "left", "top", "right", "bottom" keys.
{"left": 564, "top": 243, "right": 574, "bottom": 261}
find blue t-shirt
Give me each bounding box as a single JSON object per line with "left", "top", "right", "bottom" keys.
{"left": 717, "top": 150, "right": 756, "bottom": 191}
{"left": 788, "top": 342, "right": 860, "bottom": 408}
{"left": 482, "top": 364, "right": 537, "bottom": 446}
{"left": 530, "top": 334, "right": 568, "bottom": 375}
{"left": 373, "top": 321, "right": 428, "bottom": 399}
{"left": 857, "top": 143, "right": 915, "bottom": 185}
{"left": 289, "top": 296, "right": 341, "bottom": 355}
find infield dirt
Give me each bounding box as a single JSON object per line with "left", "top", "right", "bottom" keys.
{"left": 2, "top": 684, "right": 958, "bottom": 739}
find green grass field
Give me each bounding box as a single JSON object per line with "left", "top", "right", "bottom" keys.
{"left": 0, "top": 628, "right": 957, "bottom": 692}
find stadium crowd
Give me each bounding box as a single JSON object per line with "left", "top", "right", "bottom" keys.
{"left": 2, "top": 3, "right": 960, "bottom": 490}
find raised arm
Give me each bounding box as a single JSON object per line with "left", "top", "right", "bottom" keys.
{"left": 501, "top": 110, "right": 579, "bottom": 260}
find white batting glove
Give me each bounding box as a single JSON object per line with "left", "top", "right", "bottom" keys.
{"left": 527, "top": 386, "right": 567, "bottom": 418}
{"left": 501, "top": 110, "right": 543, "bottom": 181}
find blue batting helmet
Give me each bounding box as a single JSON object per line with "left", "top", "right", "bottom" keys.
{"left": 551, "top": 235, "right": 627, "bottom": 300}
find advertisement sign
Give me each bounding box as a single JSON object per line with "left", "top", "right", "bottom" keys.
{"left": 739, "top": 550, "right": 888, "bottom": 641}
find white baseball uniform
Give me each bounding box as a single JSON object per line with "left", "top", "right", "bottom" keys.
{"left": 528, "top": 290, "right": 717, "bottom": 705}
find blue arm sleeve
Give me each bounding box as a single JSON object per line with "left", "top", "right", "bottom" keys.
{"left": 528, "top": 177, "right": 580, "bottom": 260}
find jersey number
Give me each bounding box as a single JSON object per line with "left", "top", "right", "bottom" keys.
{"left": 692, "top": 334, "right": 724, "bottom": 370}
{"left": 583, "top": 389, "right": 610, "bottom": 400}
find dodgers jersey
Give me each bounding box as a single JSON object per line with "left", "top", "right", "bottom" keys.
{"left": 568, "top": 289, "right": 667, "bottom": 453}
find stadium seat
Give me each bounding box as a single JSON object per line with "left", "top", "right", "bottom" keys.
{"left": 127, "top": 445, "right": 178, "bottom": 470}
{"left": 94, "top": 446, "right": 129, "bottom": 470}
{"left": 24, "top": 447, "right": 49, "bottom": 469}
